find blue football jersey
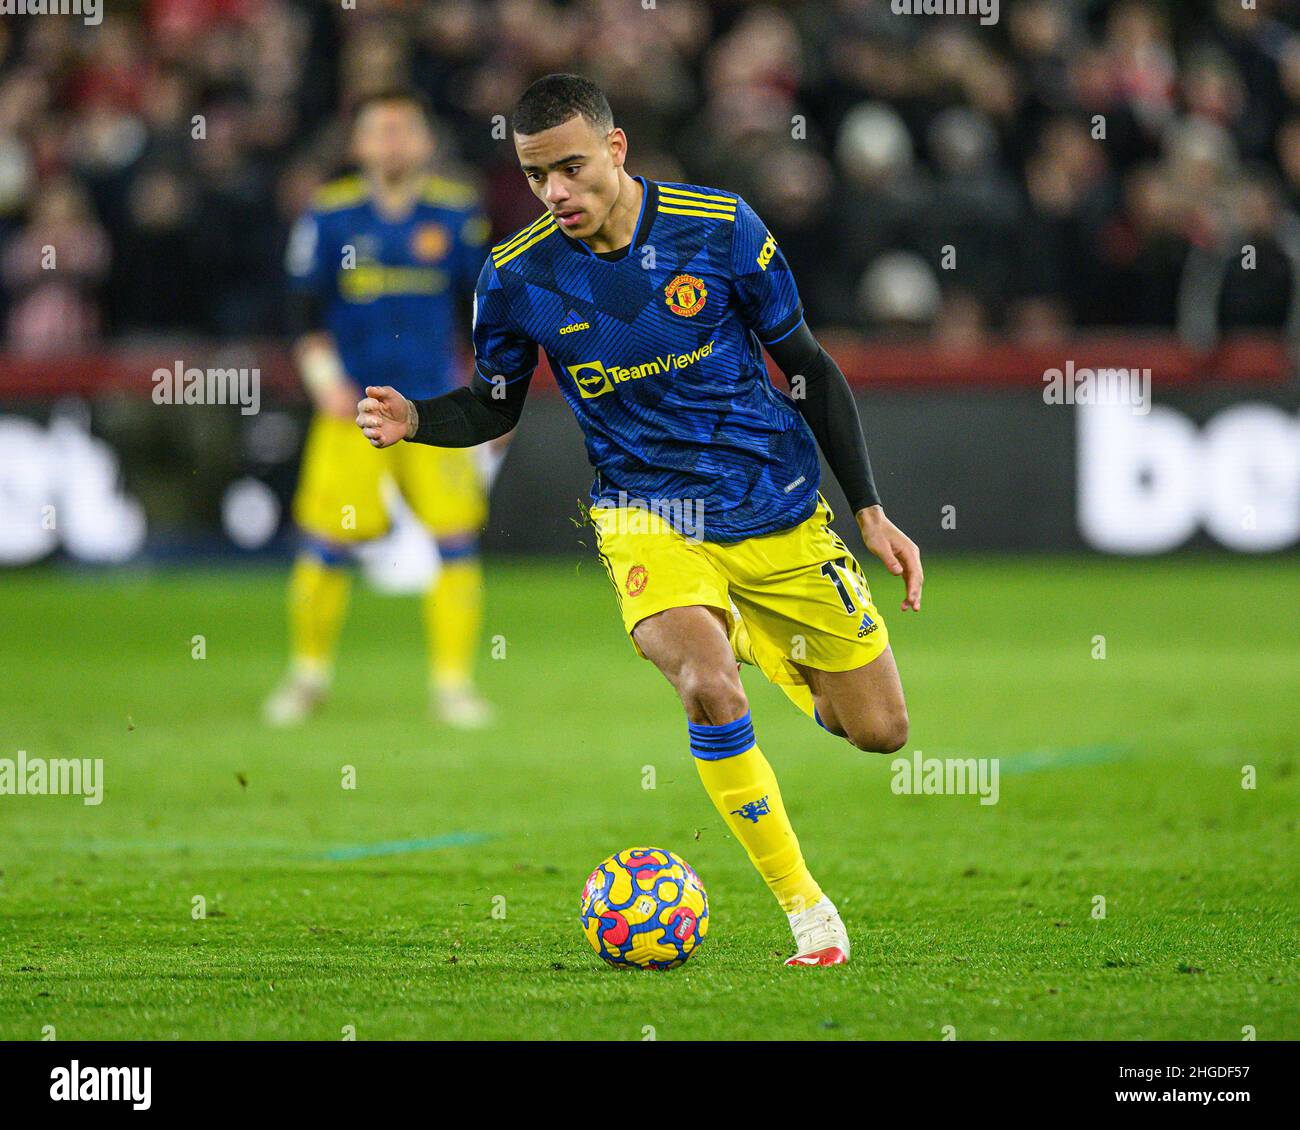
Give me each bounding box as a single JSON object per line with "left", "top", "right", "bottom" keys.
{"left": 286, "top": 174, "right": 489, "bottom": 400}
{"left": 472, "top": 177, "right": 819, "bottom": 542}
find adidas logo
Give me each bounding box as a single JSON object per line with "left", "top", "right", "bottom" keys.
{"left": 559, "top": 309, "right": 591, "bottom": 335}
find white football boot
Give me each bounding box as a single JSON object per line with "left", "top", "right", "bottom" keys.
{"left": 262, "top": 669, "right": 329, "bottom": 727}
{"left": 432, "top": 682, "right": 495, "bottom": 730}
{"left": 785, "top": 896, "right": 850, "bottom": 967}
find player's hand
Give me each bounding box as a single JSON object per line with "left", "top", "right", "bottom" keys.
{"left": 295, "top": 337, "right": 357, "bottom": 419}
{"left": 856, "top": 505, "right": 923, "bottom": 612}
{"left": 314, "top": 379, "right": 362, "bottom": 421}
{"left": 357, "top": 385, "right": 416, "bottom": 448}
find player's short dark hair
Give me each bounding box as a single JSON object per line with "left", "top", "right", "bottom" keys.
{"left": 352, "top": 87, "right": 434, "bottom": 128}
{"left": 510, "top": 73, "right": 613, "bottom": 137}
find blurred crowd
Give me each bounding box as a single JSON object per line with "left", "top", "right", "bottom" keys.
{"left": 2, "top": 0, "right": 1300, "bottom": 355}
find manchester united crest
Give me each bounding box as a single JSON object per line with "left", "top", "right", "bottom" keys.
{"left": 411, "top": 222, "right": 449, "bottom": 261}
{"left": 626, "top": 564, "right": 648, "bottom": 597}
{"left": 664, "top": 274, "right": 707, "bottom": 317}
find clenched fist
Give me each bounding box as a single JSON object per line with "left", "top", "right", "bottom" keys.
{"left": 356, "top": 386, "right": 417, "bottom": 448}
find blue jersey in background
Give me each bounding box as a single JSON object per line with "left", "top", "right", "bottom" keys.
{"left": 286, "top": 174, "right": 489, "bottom": 400}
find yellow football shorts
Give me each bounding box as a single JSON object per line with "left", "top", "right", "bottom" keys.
{"left": 591, "top": 494, "right": 889, "bottom": 687}
{"left": 293, "top": 413, "right": 486, "bottom": 544}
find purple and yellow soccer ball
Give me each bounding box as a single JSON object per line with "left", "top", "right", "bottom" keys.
{"left": 579, "top": 847, "right": 709, "bottom": 970}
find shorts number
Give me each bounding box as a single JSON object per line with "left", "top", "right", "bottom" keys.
{"left": 820, "top": 560, "right": 856, "bottom": 613}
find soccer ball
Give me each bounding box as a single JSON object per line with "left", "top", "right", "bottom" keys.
{"left": 579, "top": 847, "right": 709, "bottom": 970}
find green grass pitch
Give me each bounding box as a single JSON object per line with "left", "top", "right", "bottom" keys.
{"left": 0, "top": 555, "right": 1296, "bottom": 1040}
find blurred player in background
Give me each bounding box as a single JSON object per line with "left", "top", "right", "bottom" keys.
{"left": 264, "top": 89, "right": 496, "bottom": 730}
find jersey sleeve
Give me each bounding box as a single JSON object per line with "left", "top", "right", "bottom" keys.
{"left": 471, "top": 257, "right": 538, "bottom": 385}
{"left": 730, "top": 196, "right": 805, "bottom": 345}
{"left": 284, "top": 209, "right": 333, "bottom": 298}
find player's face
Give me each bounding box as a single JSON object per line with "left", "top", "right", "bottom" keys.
{"left": 353, "top": 102, "right": 434, "bottom": 183}
{"left": 515, "top": 114, "right": 625, "bottom": 240}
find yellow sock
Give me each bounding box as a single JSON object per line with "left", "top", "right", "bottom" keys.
{"left": 781, "top": 682, "right": 838, "bottom": 735}
{"left": 729, "top": 610, "right": 828, "bottom": 732}
{"left": 779, "top": 681, "right": 817, "bottom": 722}
{"left": 689, "top": 712, "right": 824, "bottom": 914}
{"left": 288, "top": 552, "right": 351, "bottom": 680}
{"left": 424, "top": 552, "right": 483, "bottom": 689}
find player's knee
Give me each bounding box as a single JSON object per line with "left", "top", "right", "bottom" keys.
{"left": 877, "top": 712, "right": 910, "bottom": 754}
{"left": 676, "top": 663, "right": 748, "bottom": 726}
{"left": 845, "top": 710, "right": 909, "bottom": 755}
